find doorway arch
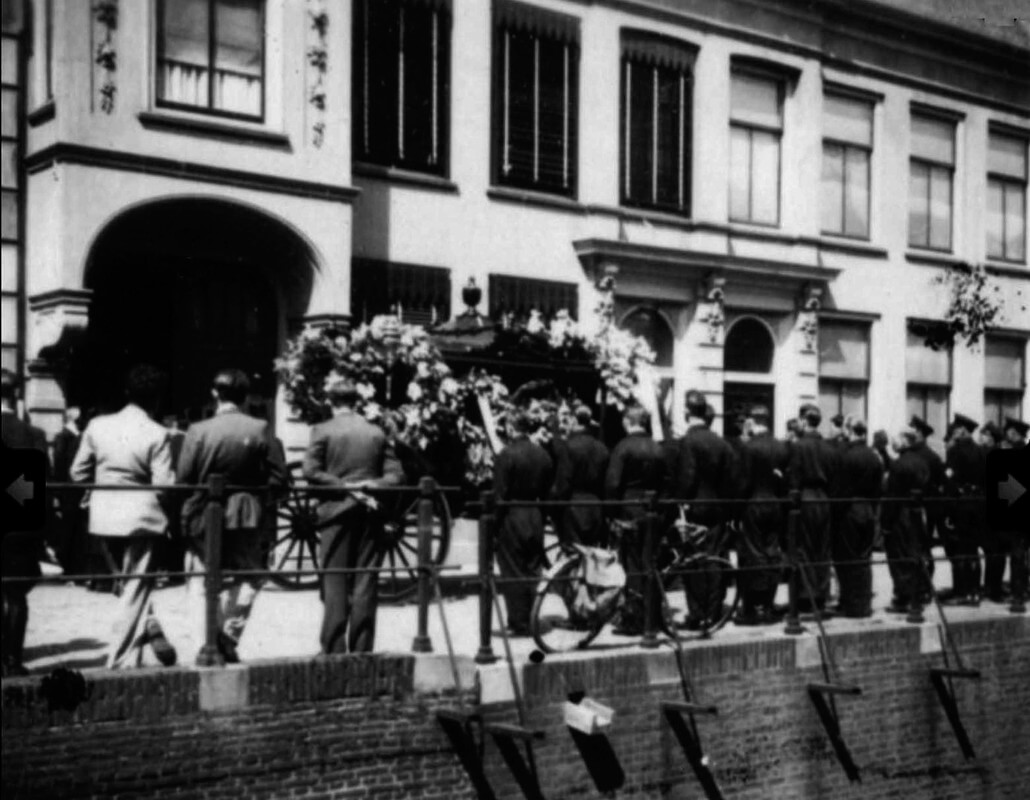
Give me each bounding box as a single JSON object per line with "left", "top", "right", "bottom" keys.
{"left": 77, "top": 198, "right": 317, "bottom": 421}
{"left": 723, "top": 316, "right": 777, "bottom": 436}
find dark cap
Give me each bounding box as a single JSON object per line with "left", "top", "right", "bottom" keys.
{"left": 952, "top": 413, "right": 978, "bottom": 434}
{"left": 909, "top": 415, "right": 934, "bottom": 438}
{"left": 850, "top": 418, "right": 868, "bottom": 437}
{"left": 981, "top": 421, "right": 1002, "bottom": 441}
{"left": 831, "top": 413, "right": 845, "bottom": 428}
{"left": 1004, "top": 417, "right": 1029, "bottom": 437}
{"left": 799, "top": 403, "right": 821, "bottom": 426}
{"left": 685, "top": 389, "right": 707, "bottom": 416}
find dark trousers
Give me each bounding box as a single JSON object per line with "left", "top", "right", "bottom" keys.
{"left": 495, "top": 509, "right": 545, "bottom": 632}
{"left": 1, "top": 586, "right": 30, "bottom": 671}
{"left": 684, "top": 520, "right": 730, "bottom": 623}
{"left": 833, "top": 503, "right": 876, "bottom": 616}
{"left": 1000, "top": 530, "right": 1029, "bottom": 600}
{"left": 884, "top": 509, "right": 927, "bottom": 604}
{"left": 319, "top": 508, "right": 383, "bottom": 654}
{"left": 557, "top": 493, "right": 606, "bottom": 548}
{"left": 738, "top": 499, "right": 783, "bottom": 609}
{"left": 797, "top": 489, "right": 831, "bottom": 610}
{"left": 983, "top": 529, "right": 1008, "bottom": 598}
{"left": 946, "top": 512, "right": 983, "bottom": 598}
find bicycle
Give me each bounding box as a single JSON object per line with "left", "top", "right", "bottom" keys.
{"left": 530, "top": 507, "right": 739, "bottom": 654}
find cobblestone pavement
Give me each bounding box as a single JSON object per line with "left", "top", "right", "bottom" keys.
{"left": 19, "top": 542, "right": 1020, "bottom": 676}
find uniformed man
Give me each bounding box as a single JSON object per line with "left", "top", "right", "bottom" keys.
{"left": 787, "top": 403, "right": 840, "bottom": 613}
{"left": 605, "top": 404, "right": 667, "bottom": 636}
{"left": 736, "top": 406, "right": 788, "bottom": 624}
{"left": 908, "top": 415, "right": 945, "bottom": 599}
{"left": 493, "top": 410, "right": 554, "bottom": 636}
{"left": 883, "top": 428, "right": 932, "bottom": 613}
{"left": 1002, "top": 417, "right": 1028, "bottom": 449}
{"left": 979, "top": 420, "right": 1007, "bottom": 601}
{"left": 551, "top": 405, "right": 609, "bottom": 547}
{"left": 828, "top": 413, "right": 847, "bottom": 448}
{"left": 980, "top": 421, "right": 1002, "bottom": 451}
{"left": 671, "top": 391, "right": 737, "bottom": 628}
{"left": 998, "top": 418, "right": 1028, "bottom": 604}
{"left": 941, "top": 414, "right": 986, "bottom": 606}
{"left": 833, "top": 419, "right": 882, "bottom": 617}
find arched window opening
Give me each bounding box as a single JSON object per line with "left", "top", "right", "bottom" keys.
{"left": 724, "top": 317, "right": 774, "bottom": 373}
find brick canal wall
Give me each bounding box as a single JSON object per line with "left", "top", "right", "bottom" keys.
{"left": 2, "top": 615, "right": 1028, "bottom": 799}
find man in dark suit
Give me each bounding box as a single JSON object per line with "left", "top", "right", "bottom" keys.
{"left": 737, "top": 406, "right": 789, "bottom": 624}
{"left": 51, "top": 406, "right": 86, "bottom": 577}
{"left": 303, "top": 378, "right": 403, "bottom": 654}
{"left": 177, "top": 370, "right": 286, "bottom": 662}
{"left": 493, "top": 410, "right": 554, "bottom": 636}
{"left": 883, "top": 428, "right": 931, "bottom": 613}
{"left": 833, "top": 419, "right": 882, "bottom": 617}
{"left": 998, "top": 418, "right": 1028, "bottom": 603}
{"left": 940, "top": 414, "right": 986, "bottom": 606}
{"left": 979, "top": 421, "right": 1006, "bottom": 600}
{"left": 671, "top": 390, "right": 737, "bottom": 627}
{"left": 909, "top": 415, "right": 945, "bottom": 598}
{"left": 787, "top": 403, "right": 840, "bottom": 612}
{"left": 551, "top": 405, "right": 609, "bottom": 547}
{"left": 605, "top": 404, "right": 666, "bottom": 635}
{"left": 2, "top": 369, "right": 49, "bottom": 676}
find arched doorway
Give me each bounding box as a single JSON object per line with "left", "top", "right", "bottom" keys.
{"left": 76, "top": 199, "right": 315, "bottom": 422}
{"left": 723, "top": 316, "right": 776, "bottom": 435}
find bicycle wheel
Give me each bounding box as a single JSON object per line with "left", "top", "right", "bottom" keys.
{"left": 378, "top": 490, "right": 452, "bottom": 603}
{"left": 531, "top": 558, "right": 615, "bottom": 654}
{"left": 268, "top": 487, "right": 322, "bottom": 591}
{"left": 662, "top": 554, "right": 738, "bottom": 637}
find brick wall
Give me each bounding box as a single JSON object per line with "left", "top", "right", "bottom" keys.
{"left": 3, "top": 616, "right": 1028, "bottom": 799}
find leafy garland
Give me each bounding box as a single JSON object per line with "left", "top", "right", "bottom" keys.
{"left": 925, "top": 262, "right": 1005, "bottom": 349}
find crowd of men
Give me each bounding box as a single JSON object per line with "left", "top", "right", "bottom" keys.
{"left": 492, "top": 389, "right": 1029, "bottom": 637}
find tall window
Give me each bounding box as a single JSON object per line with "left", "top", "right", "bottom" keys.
{"left": 821, "top": 93, "right": 873, "bottom": 238}
{"left": 906, "top": 326, "right": 951, "bottom": 445}
{"left": 489, "top": 274, "right": 578, "bottom": 321}
{"left": 729, "top": 71, "right": 782, "bottom": 225}
{"left": 352, "top": 0, "right": 451, "bottom": 175}
{"left": 620, "top": 32, "right": 694, "bottom": 214}
{"left": 493, "top": 0, "right": 579, "bottom": 196}
{"left": 818, "top": 320, "right": 870, "bottom": 422}
{"left": 984, "top": 335, "right": 1026, "bottom": 425}
{"left": 156, "top": 0, "right": 264, "bottom": 119}
{"left": 987, "top": 130, "right": 1027, "bottom": 263}
{"left": 908, "top": 112, "right": 955, "bottom": 251}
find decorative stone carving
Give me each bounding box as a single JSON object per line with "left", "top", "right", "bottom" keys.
{"left": 93, "top": 0, "right": 118, "bottom": 113}
{"left": 307, "top": 1, "right": 329, "bottom": 147}
{"left": 797, "top": 284, "right": 823, "bottom": 353}
{"left": 698, "top": 276, "right": 726, "bottom": 345}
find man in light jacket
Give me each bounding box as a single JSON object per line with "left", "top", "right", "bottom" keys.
{"left": 71, "top": 365, "right": 177, "bottom": 669}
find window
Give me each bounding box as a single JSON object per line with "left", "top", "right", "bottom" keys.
{"left": 821, "top": 93, "right": 873, "bottom": 238}
{"left": 351, "top": 259, "right": 451, "bottom": 327}
{"left": 493, "top": 0, "right": 579, "bottom": 196}
{"left": 352, "top": 0, "right": 451, "bottom": 175}
{"left": 729, "top": 71, "right": 782, "bottom": 225}
{"left": 984, "top": 335, "right": 1026, "bottom": 425}
{"left": 489, "top": 274, "right": 577, "bottom": 321}
{"left": 725, "top": 317, "right": 774, "bottom": 373}
{"left": 620, "top": 31, "right": 695, "bottom": 214}
{"left": 818, "top": 320, "right": 870, "bottom": 423}
{"left": 905, "top": 327, "right": 951, "bottom": 445}
{"left": 987, "top": 130, "right": 1027, "bottom": 263}
{"left": 156, "top": 0, "right": 264, "bottom": 119}
{"left": 908, "top": 112, "right": 955, "bottom": 250}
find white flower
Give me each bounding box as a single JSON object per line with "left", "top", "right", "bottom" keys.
{"left": 407, "top": 382, "right": 423, "bottom": 402}
{"left": 356, "top": 381, "right": 376, "bottom": 400}
{"left": 526, "top": 309, "right": 544, "bottom": 334}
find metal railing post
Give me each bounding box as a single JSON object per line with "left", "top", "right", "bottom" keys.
{"left": 784, "top": 490, "right": 804, "bottom": 635}
{"left": 196, "top": 474, "right": 226, "bottom": 667}
{"left": 411, "top": 476, "right": 435, "bottom": 653}
{"left": 906, "top": 489, "right": 926, "bottom": 624}
{"left": 641, "top": 491, "right": 660, "bottom": 649}
{"left": 475, "top": 491, "right": 498, "bottom": 664}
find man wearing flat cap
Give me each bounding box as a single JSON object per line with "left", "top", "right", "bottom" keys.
{"left": 787, "top": 403, "right": 840, "bottom": 612}
{"left": 907, "top": 415, "right": 946, "bottom": 598}
{"left": 303, "top": 376, "right": 403, "bottom": 653}
{"left": 941, "top": 414, "right": 986, "bottom": 606}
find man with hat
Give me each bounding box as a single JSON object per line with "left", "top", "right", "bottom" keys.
{"left": 1002, "top": 417, "right": 1028, "bottom": 449}
{"left": 882, "top": 426, "right": 932, "bottom": 612}
{"left": 941, "top": 414, "right": 986, "bottom": 606}
{"left": 832, "top": 419, "right": 882, "bottom": 617}
{"left": 979, "top": 420, "right": 1005, "bottom": 600}
{"left": 670, "top": 390, "right": 737, "bottom": 628}
{"left": 980, "top": 421, "right": 1002, "bottom": 450}
{"left": 828, "top": 413, "right": 847, "bottom": 448}
{"left": 551, "top": 405, "right": 609, "bottom": 548}
{"left": 908, "top": 415, "right": 946, "bottom": 599}
{"left": 787, "top": 403, "right": 840, "bottom": 612}
{"left": 997, "top": 417, "right": 1028, "bottom": 604}
{"left": 736, "top": 405, "right": 788, "bottom": 624}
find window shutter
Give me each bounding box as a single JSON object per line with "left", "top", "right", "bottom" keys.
{"left": 621, "top": 30, "right": 696, "bottom": 73}
{"left": 489, "top": 275, "right": 578, "bottom": 320}
{"left": 494, "top": 0, "right": 579, "bottom": 44}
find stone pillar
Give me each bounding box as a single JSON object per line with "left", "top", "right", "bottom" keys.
{"left": 679, "top": 276, "right": 726, "bottom": 425}
{"left": 24, "top": 289, "right": 92, "bottom": 437}
{"left": 786, "top": 284, "right": 822, "bottom": 423}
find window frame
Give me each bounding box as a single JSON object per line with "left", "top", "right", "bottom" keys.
{"left": 983, "top": 334, "right": 1026, "bottom": 424}
{"left": 155, "top": 0, "right": 267, "bottom": 122}
{"left": 907, "top": 111, "right": 956, "bottom": 253}
{"left": 619, "top": 32, "right": 695, "bottom": 216}
{"left": 352, "top": 0, "right": 452, "bottom": 177}
{"left": 986, "top": 129, "right": 1028, "bottom": 264}
{"left": 817, "top": 317, "right": 871, "bottom": 423}
{"left": 491, "top": 1, "right": 580, "bottom": 198}
{"left": 820, "top": 92, "right": 874, "bottom": 240}
{"left": 488, "top": 274, "right": 579, "bottom": 322}
{"left": 728, "top": 68, "right": 783, "bottom": 227}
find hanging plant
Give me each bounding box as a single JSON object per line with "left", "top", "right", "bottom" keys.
{"left": 307, "top": 4, "right": 329, "bottom": 147}
{"left": 928, "top": 262, "right": 1004, "bottom": 349}
{"left": 94, "top": 0, "right": 118, "bottom": 113}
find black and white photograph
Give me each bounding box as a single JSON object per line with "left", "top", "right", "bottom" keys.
{"left": 1, "top": 0, "right": 1028, "bottom": 797}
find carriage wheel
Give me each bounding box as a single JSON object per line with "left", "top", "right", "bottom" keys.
{"left": 378, "top": 490, "right": 452, "bottom": 603}
{"left": 268, "top": 487, "right": 322, "bottom": 591}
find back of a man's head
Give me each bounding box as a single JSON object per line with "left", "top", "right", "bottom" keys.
{"left": 326, "top": 376, "right": 360, "bottom": 409}
{"left": 574, "top": 404, "right": 593, "bottom": 428}
{"left": 125, "top": 365, "right": 166, "bottom": 412}
{"left": 684, "top": 389, "right": 707, "bottom": 419}
{"left": 623, "top": 404, "right": 649, "bottom": 432}
{"left": 510, "top": 411, "right": 533, "bottom": 436}
{"left": 213, "top": 368, "right": 250, "bottom": 406}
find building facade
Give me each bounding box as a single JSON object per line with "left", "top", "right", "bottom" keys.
{"left": 2, "top": 0, "right": 1028, "bottom": 454}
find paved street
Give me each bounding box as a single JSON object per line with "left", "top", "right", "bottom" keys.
{"left": 19, "top": 519, "right": 1022, "bottom": 675}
